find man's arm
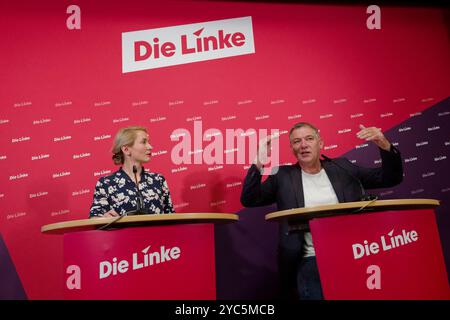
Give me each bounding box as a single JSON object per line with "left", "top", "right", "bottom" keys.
{"left": 240, "top": 164, "right": 278, "bottom": 207}
{"left": 240, "top": 134, "right": 280, "bottom": 207}
{"left": 355, "top": 125, "right": 403, "bottom": 188}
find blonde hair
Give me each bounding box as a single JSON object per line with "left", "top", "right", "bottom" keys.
{"left": 111, "top": 126, "right": 148, "bottom": 165}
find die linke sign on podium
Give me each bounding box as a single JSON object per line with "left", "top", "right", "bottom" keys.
{"left": 63, "top": 224, "right": 216, "bottom": 299}
{"left": 310, "top": 209, "right": 449, "bottom": 299}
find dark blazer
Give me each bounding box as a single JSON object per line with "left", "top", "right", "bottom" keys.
{"left": 240, "top": 146, "right": 403, "bottom": 296}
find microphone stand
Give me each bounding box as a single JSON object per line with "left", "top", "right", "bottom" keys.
{"left": 97, "top": 165, "right": 147, "bottom": 230}
{"left": 321, "top": 154, "right": 378, "bottom": 213}
{"left": 132, "top": 165, "right": 145, "bottom": 215}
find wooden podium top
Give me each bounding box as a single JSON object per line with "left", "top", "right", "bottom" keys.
{"left": 41, "top": 213, "right": 239, "bottom": 234}
{"left": 265, "top": 198, "right": 440, "bottom": 223}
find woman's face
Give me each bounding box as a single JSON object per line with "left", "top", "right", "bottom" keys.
{"left": 125, "top": 130, "right": 153, "bottom": 164}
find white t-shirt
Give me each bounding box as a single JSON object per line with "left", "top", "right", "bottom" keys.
{"left": 301, "top": 168, "right": 339, "bottom": 258}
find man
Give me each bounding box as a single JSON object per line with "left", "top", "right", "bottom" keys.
{"left": 240, "top": 122, "right": 403, "bottom": 299}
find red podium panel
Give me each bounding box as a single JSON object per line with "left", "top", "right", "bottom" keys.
{"left": 310, "top": 209, "right": 449, "bottom": 299}
{"left": 63, "top": 223, "right": 215, "bottom": 299}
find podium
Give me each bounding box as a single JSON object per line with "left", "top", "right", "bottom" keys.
{"left": 266, "top": 199, "right": 450, "bottom": 299}
{"left": 41, "top": 213, "right": 238, "bottom": 300}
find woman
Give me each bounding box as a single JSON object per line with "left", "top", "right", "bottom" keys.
{"left": 89, "top": 126, "right": 174, "bottom": 217}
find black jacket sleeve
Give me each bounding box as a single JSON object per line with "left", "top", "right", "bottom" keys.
{"left": 240, "top": 164, "right": 278, "bottom": 207}
{"left": 354, "top": 145, "right": 404, "bottom": 189}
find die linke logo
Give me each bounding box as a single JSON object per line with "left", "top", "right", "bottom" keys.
{"left": 122, "top": 16, "right": 255, "bottom": 73}
{"left": 99, "top": 244, "right": 181, "bottom": 279}
{"left": 352, "top": 228, "right": 418, "bottom": 260}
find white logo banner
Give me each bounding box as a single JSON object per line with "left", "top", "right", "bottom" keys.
{"left": 122, "top": 16, "right": 255, "bottom": 73}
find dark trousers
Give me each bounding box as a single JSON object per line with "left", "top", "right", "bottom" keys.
{"left": 297, "top": 256, "right": 324, "bottom": 300}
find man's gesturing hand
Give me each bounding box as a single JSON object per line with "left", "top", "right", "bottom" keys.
{"left": 356, "top": 125, "right": 391, "bottom": 151}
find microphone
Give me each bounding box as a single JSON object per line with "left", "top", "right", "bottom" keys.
{"left": 97, "top": 166, "right": 147, "bottom": 230}
{"left": 321, "top": 154, "right": 378, "bottom": 201}
{"left": 97, "top": 165, "right": 149, "bottom": 230}
{"left": 132, "top": 165, "right": 146, "bottom": 215}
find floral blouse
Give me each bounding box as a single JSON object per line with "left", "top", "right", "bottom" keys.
{"left": 89, "top": 167, "right": 174, "bottom": 217}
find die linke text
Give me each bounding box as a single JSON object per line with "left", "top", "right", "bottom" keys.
{"left": 134, "top": 29, "right": 246, "bottom": 61}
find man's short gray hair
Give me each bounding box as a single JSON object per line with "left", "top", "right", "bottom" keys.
{"left": 289, "top": 122, "right": 320, "bottom": 138}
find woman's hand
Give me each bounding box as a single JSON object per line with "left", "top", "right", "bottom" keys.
{"left": 101, "top": 210, "right": 120, "bottom": 217}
